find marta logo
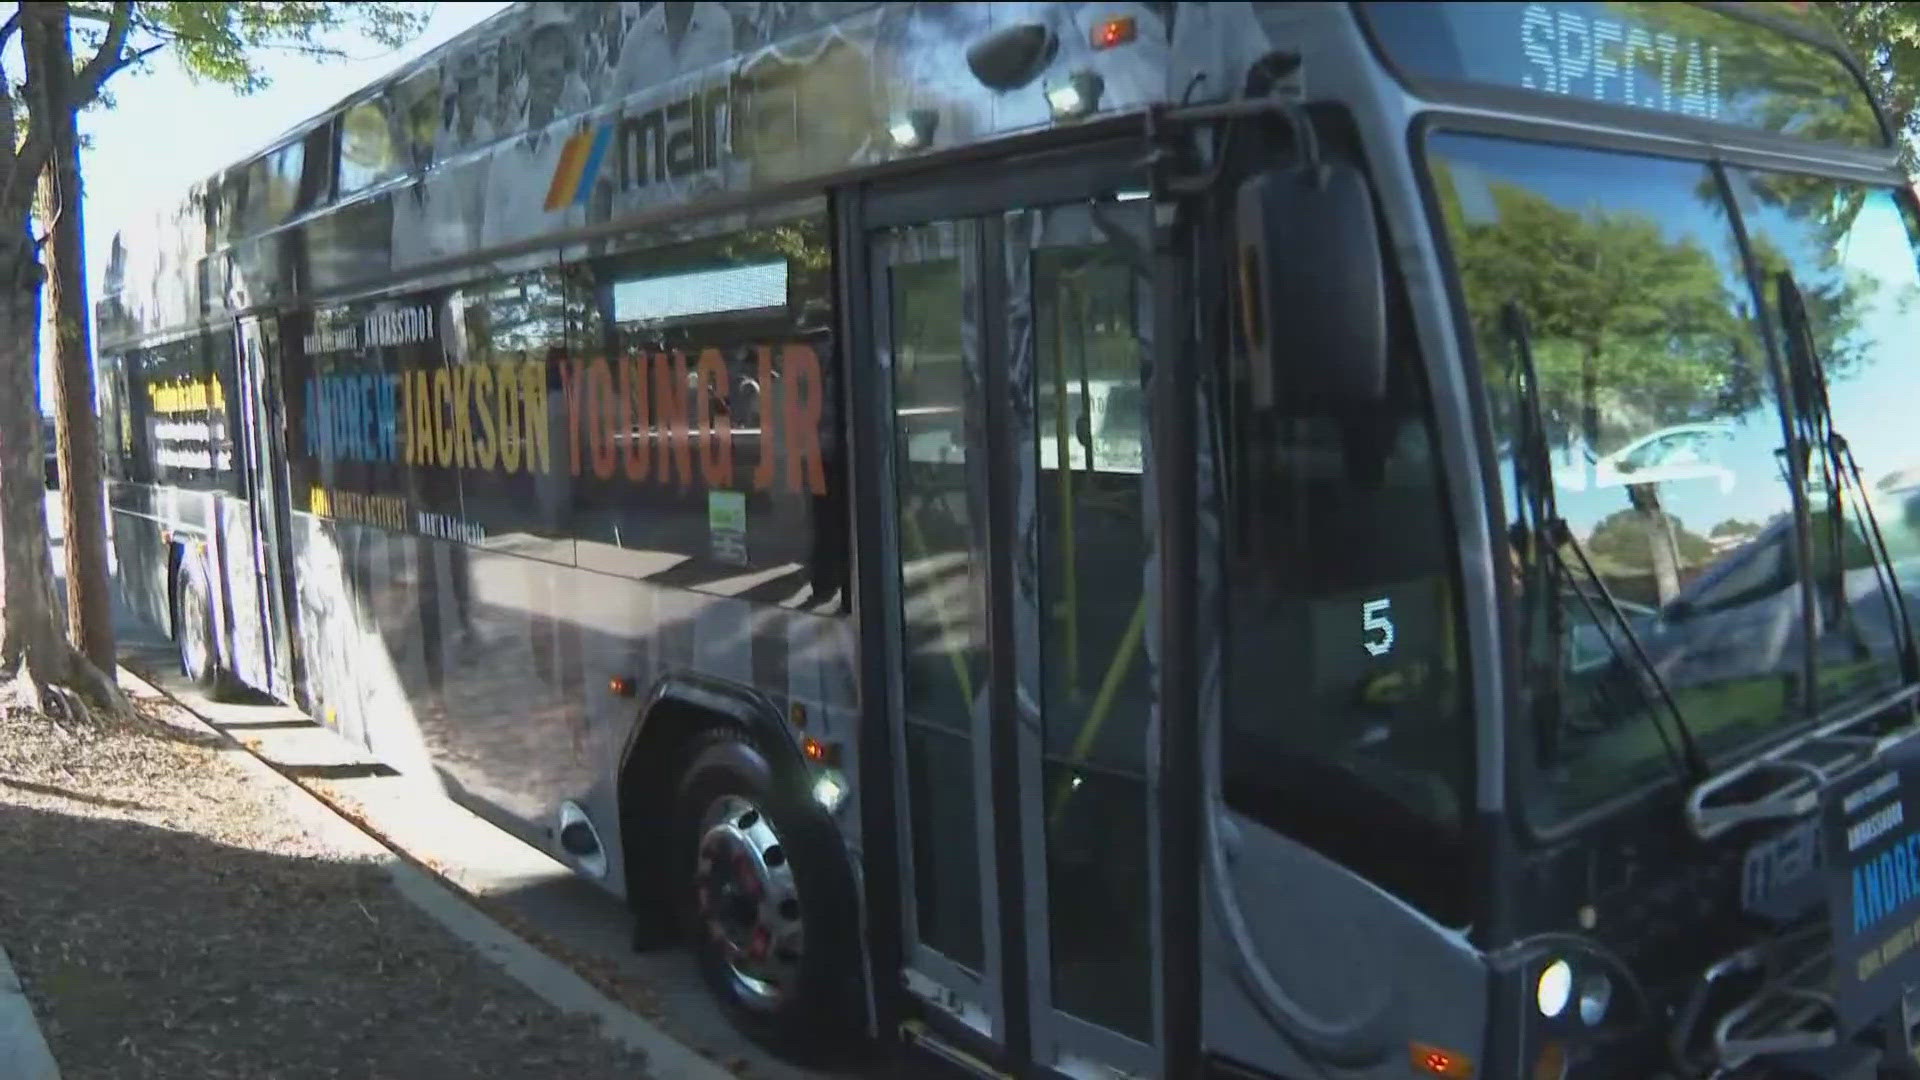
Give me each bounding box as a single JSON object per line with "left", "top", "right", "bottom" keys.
{"left": 543, "top": 122, "right": 615, "bottom": 212}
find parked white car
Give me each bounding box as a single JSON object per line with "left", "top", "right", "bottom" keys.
{"left": 1592, "top": 421, "right": 1740, "bottom": 495}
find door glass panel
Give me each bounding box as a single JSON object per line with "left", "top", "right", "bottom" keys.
{"left": 886, "top": 222, "right": 988, "bottom": 973}
{"left": 1027, "top": 202, "right": 1154, "bottom": 1040}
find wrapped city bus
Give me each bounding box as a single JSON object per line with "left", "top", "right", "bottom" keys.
{"left": 93, "top": 2, "right": 1920, "bottom": 1076}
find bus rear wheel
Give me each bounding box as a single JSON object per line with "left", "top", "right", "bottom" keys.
{"left": 672, "top": 729, "right": 855, "bottom": 1062}
{"left": 175, "top": 558, "right": 235, "bottom": 701}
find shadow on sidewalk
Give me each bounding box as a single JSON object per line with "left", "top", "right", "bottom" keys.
{"left": 0, "top": 801, "right": 655, "bottom": 1079}
{"left": 0, "top": 776, "right": 149, "bottom": 812}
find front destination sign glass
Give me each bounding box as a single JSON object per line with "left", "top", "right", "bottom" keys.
{"left": 1358, "top": 1, "right": 1885, "bottom": 147}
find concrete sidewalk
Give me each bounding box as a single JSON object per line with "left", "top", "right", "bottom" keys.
{"left": 0, "top": 941, "right": 59, "bottom": 1080}
{"left": 40, "top": 494, "right": 837, "bottom": 1080}
{"left": 111, "top": 613, "right": 846, "bottom": 1080}
{"left": 112, "top": 663, "right": 740, "bottom": 1080}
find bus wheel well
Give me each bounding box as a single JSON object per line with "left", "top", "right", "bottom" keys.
{"left": 165, "top": 542, "right": 187, "bottom": 638}
{"left": 616, "top": 699, "right": 757, "bottom": 924}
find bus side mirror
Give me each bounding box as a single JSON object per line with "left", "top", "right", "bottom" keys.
{"left": 1236, "top": 159, "right": 1388, "bottom": 413}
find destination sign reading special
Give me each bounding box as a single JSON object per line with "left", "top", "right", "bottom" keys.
{"left": 1358, "top": 1, "right": 1885, "bottom": 146}
{"left": 1519, "top": 4, "right": 1719, "bottom": 120}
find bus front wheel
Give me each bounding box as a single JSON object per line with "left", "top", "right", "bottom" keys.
{"left": 671, "top": 728, "right": 857, "bottom": 1062}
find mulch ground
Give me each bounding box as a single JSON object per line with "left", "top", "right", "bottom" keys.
{"left": 0, "top": 690, "right": 657, "bottom": 1080}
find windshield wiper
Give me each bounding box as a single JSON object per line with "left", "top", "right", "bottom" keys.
{"left": 1501, "top": 301, "right": 1708, "bottom": 781}
{"left": 1775, "top": 273, "right": 1920, "bottom": 687}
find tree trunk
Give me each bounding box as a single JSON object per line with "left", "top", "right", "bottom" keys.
{"left": 31, "top": 6, "right": 113, "bottom": 674}
{"left": 1629, "top": 481, "right": 1683, "bottom": 605}
{"left": 0, "top": 2, "right": 131, "bottom": 717}
{"left": 0, "top": 247, "right": 64, "bottom": 674}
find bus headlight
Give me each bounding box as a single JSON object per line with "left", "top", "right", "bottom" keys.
{"left": 1576, "top": 971, "right": 1613, "bottom": 1026}
{"left": 811, "top": 769, "right": 847, "bottom": 813}
{"left": 1536, "top": 958, "right": 1573, "bottom": 1018}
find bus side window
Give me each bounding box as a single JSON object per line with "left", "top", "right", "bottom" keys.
{"left": 1222, "top": 221, "right": 1472, "bottom": 926}
{"left": 205, "top": 330, "right": 243, "bottom": 495}
{"left": 97, "top": 353, "right": 130, "bottom": 481}
{"left": 123, "top": 336, "right": 222, "bottom": 493}
{"left": 445, "top": 268, "right": 576, "bottom": 557}
{"left": 122, "top": 349, "right": 153, "bottom": 484}
{"left": 556, "top": 213, "right": 844, "bottom": 602}
{"left": 338, "top": 96, "right": 402, "bottom": 197}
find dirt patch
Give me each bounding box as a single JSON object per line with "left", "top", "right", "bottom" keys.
{"left": 0, "top": 694, "right": 657, "bottom": 1079}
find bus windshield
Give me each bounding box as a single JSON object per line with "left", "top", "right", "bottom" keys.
{"left": 1361, "top": 1, "right": 1886, "bottom": 148}
{"left": 1427, "top": 132, "right": 1920, "bottom": 823}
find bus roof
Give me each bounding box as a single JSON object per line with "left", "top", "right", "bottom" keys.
{"left": 95, "top": 1, "right": 1892, "bottom": 347}
{"left": 97, "top": 0, "right": 1205, "bottom": 344}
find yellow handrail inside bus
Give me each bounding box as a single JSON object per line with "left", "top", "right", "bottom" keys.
{"left": 1051, "top": 297, "right": 1081, "bottom": 703}
{"left": 900, "top": 504, "right": 975, "bottom": 709}
{"left": 1047, "top": 592, "right": 1148, "bottom": 825}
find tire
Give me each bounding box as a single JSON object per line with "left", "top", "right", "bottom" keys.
{"left": 175, "top": 556, "right": 235, "bottom": 701}
{"left": 671, "top": 727, "right": 860, "bottom": 1063}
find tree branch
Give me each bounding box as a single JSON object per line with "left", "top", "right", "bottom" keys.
{"left": 10, "top": 125, "right": 52, "bottom": 209}
{"left": 70, "top": 0, "right": 134, "bottom": 108}
{"left": 133, "top": 22, "right": 354, "bottom": 62}
{"left": 32, "top": 196, "right": 61, "bottom": 253}
{"left": 110, "top": 41, "right": 166, "bottom": 73}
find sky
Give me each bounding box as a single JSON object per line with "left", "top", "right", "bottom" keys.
{"left": 48, "top": 0, "right": 514, "bottom": 410}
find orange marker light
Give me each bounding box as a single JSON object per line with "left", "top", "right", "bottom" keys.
{"left": 1093, "top": 16, "right": 1136, "bottom": 50}
{"left": 608, "top": 676, "right": 635, "bottom": 698}
{"left": 1410, "top": 1042, "right": 1474, "bottom": 1079}
{"left": 1532, "top": 1041, "right": 1567, "bottom": 1080}
{"left": 803, "top": 736, "right": 828, "bottom": 763}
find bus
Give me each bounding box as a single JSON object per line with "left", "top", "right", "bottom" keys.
{"left": 91, "top": 1, "right": 1920, "bottom": 1076}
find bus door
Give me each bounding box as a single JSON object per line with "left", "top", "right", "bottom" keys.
{"left": 233, "top": 315, "right": 297, "bottom": 699}
{"left": 856, "top": 153, "right": 1164, "bottom": 1077}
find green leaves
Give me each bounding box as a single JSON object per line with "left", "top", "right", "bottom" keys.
{"left": 66, "top": 0, "right": 428, "bottom": 99}
{"left": 1447, "top": 172, "right": 1753, "bottom": 444}
{"left": 1829, "top": 2, "right": 1920, "bottom": 165}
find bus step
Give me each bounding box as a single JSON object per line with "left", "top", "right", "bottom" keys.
{"left": 900, "top": 1019, "right": 1011, "bottom": 1079}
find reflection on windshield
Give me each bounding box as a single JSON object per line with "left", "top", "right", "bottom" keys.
{"left": 1432, "top": 133, "right": 1818, "bottom": 821}
{"left": 1730, "top": 172, "right": 1920, "bottom": 708}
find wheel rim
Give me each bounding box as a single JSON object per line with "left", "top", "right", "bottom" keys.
{"left": 694, "top": 793, "right": 804, "bottom": 1011}
{"left": 180, "top": 583, "right": 209, "bottom": 678}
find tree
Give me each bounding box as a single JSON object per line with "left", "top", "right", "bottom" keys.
{"left": 1646, "top": 3, "right": 1920, "bottom": 167}
{"left": 30, "top": 5, "right": 112, "bottom": 677}
{"left": 1828, "top": 2, "right": 1920, "bottom": 167}
{"left": 6, "top": 1, "right": 423, "bottom": 715}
